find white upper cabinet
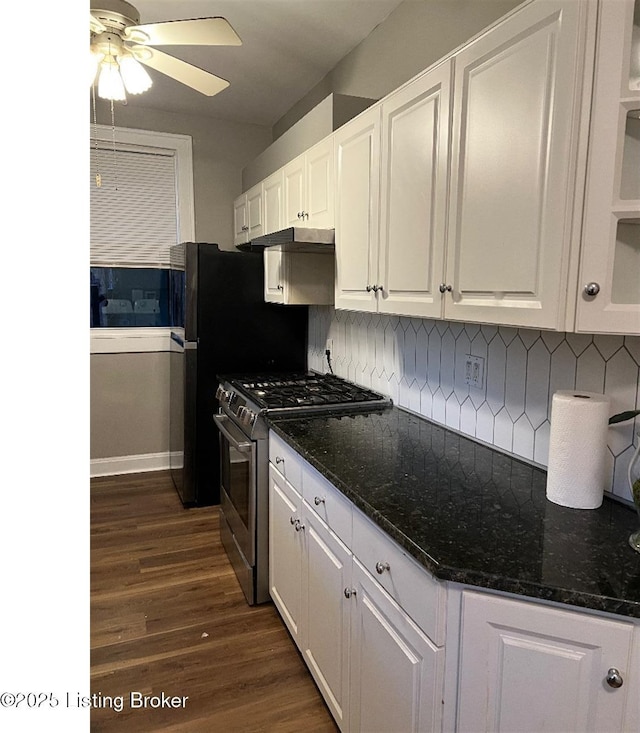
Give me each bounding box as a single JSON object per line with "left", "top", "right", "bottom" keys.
{"left": 233, "top": 194, "right": 248, "bottom": 246}
{"left": 576, "top": 0, "right": 640, "bottom": 335}
{"left": 378, "top": 61, "right": 452, "bottom": 318}
{"left": 233, "top": 182, "right": 263, "bottom": 245}
{"left": 264, "top": 247, "right": 335, "bottom": 305}
{"left": 443, "top": 0, "right": 593, "bottom": 329}
{"left": 263, "top": 169, "right": 284, "bottom": 236}
{"left": 283, "top": 137, "right": 334, "bottom": 229}
{"left": 334, "top": 106, "right": 382, "bottom": 312}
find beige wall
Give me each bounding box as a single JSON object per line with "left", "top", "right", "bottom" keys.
{"left": 91, "top": 351, "right": 169, "bottom": 459}
{"left": 273, "top": 0, "right": 523, "bottom": 139}
{"left": 93, "top": 99, "right": 272, "bottom": 251}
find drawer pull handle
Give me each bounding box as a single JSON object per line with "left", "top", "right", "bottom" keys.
{"left": 344, "top": 588, "right": 357, "bottom": 599}
{"left": 275, "top": 456, "right": 284, "bottom": 464}
{"left": 375, "top": 562, "right": 390, "bottom": 575}
{"left": 314, "top": 496, "right": 325, "bottom": 505}
{"left": 606, "top": 668, "right": 623, "bottom": 688}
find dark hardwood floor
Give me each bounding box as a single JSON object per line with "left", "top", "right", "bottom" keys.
{"left": 91, "top": 470, "right": 338, "bottom": 732}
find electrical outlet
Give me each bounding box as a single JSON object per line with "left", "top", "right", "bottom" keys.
{"left": 465, "top": 355, "right": 485, "bottom": 389}
{"left": 325, "top": 339, "right": 333, "bottom": 354}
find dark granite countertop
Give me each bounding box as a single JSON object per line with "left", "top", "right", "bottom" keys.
{"left": 268, "top": 406, "right": 640, "bottom": 619}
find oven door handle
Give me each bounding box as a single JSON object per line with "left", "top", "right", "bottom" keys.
{"left": 213, "top": 414, "right": 253, "bottom": 453}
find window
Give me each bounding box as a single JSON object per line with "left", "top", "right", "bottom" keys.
{"left": 89, "top": 125, "right": 194, "bottom": 330}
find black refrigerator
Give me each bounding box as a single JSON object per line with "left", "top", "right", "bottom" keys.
{"left": 169, "top": 242, "right": 307, "bottom": 506}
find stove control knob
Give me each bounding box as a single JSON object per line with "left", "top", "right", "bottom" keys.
{"left": 237, "top": 406, "right": 248, "bottom": 421}
{"left": 217, "top": 389, "right": 230, "bottom": 404}
{"left": 215, "top": 385, "right": 225, "bottom": 400}
{"left": 246, "top": 410, "right": 257, "bottom": 426}
{"left": 228, "top": 391, "right": 239, "bottom": 407}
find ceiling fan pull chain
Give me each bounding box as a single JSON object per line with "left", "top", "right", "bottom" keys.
{"left": 91, "top": 85, "right": 102, "bottom": 188}
{"left": 110, "top": 99, "right": 119, "bottom": 192}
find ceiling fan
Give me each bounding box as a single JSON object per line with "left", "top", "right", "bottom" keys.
{"left": 90, "top": 0, "right": 242, "bottom": 101}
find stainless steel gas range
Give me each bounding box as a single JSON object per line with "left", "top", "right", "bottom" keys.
{"left": 213, "top": 372, "right": 392, "bottom": 605}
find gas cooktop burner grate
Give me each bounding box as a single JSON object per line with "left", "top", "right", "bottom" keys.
{"left": 225, "top": 372, "right": 391, "bottom": 412}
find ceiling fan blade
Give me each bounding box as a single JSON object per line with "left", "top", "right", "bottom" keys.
{"left": 125, "top": 17, "right": 241, "bottom": 46}
{"left": 90, "top": 13, "right": 107, "bottom": 34}
{"left": 134, "top": 47, "right": 230, "bottom": 96}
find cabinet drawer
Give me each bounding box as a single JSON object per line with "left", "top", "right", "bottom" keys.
{"left": 302, "top": 462, "right": 352, "bottom": 546}
{"left": 352, "top": 508, "right": 446, "bottom": 645}
{"left": 269, "top": 431, "right": 303, "bottom": 489}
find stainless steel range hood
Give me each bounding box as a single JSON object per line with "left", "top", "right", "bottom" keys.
{"left": 248, "top": 227, "right": 335, "bottom": 251}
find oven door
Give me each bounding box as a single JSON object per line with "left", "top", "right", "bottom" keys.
{"left": 213, "top": 413, "right": 256, "bottom": 566}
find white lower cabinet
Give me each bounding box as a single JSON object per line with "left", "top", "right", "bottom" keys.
{"left": 268, "top": 464, "right": 303, "bottom": 645}
{"left": 268, "top": 433, "right": 445, "bottom": 732}
{"left": 454, "top": 590, "right": 637, "bottom": 733}
{"left": 302, "top": 507, "right": 352, "bottom": 729}
{"left": 349, "top": 558, "right": 444, "bottom": 733}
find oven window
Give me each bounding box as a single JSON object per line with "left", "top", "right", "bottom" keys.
{"left": 220, "top": 440, "right": 250, "bottom": 528}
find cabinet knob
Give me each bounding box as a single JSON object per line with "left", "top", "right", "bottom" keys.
{"left": 584, "top": 282, "right": 600, "bottom": 297}
{"left": 294, "top": 519, "right": 305, "bottom": 532}
{"left": 439, "top": 283, "right": 452, "bottom": 294}
{"left": 375, "top": 561, "right": 390, "bottom": 575}
{"left": 277, "top": 284, "right": 283, "bottom": 291}
{"left": 275, "top": 456, "right": 284, "bottom": 464}
{"left": 606, "top": 668, "right": 624, "bottom": 688}
{"left": 314, "top": 496, "right": 325, "bottom": 505}
{"left": 241, "top": 225, "right": 249, "bottom": 231}
{"left": 290, "top": 515, "right": 296, "bottom": 525}
{"left": 344, "top": 588, "right": 357, "bottom": 599}
{"left": 297, "top": 212, "right": 302, "bottom": 219}
{"left": 366, "top": 285, "right": 373, "bottom": 292}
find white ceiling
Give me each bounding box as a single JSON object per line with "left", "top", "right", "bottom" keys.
{"left": 108, "top": 0, "right": 405, "bottom": 127}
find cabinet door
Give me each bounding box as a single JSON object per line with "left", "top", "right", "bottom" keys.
{"left": 283, "top": 154, "right": 306, "bottom": 228}
{"left": 378, "top": 61, "right": 451, "bottom": 318}
{"left": 263, "top": 170, "right": 284, "bottom": 235}
{"left": 334, "top": 106, "right": 382, "bottom": 312}
{"left": 302, "top": 506, "right": 352, "bottom": 731}
{"left": 268, "top": 465, "right": 303, "bottom": 646}
{"left": 444, "top": 0, "right": 591, "bottom": 329}
{"left": 246, "top": 183, "right": 263, "bottom": 240}
{"left": 306, "top": 137, "right": 334, "bottom": 228}
{"left": 456, "top": 591, "right": 634, "bottom": 733}
{"left": 576, "top": 0, "right": 640, "bottom": 334}
{"left": 264, "top": 248, "right": 284, "bottom": 303}
{"left": 233, "top": 194, "right": 248, "bottom": 245}
{"left": 349, "top": 559, "right": 444, "bottom": 733}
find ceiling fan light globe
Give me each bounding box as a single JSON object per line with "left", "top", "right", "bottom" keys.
{"left": 98, "top": 58, "right": 126, "bottom": 101}
{"left": 90, "top": 48, "right": 105, "bottom": 86}
{"left": 119, "top": 54, "right": 152, "bottom": 94}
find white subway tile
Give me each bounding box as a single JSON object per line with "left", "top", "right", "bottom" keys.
{"left": 513, "top": 414, "right": 535, "bottom": 461}
{"left": 525, "top": 339, "right": 551, "bottom": 429}
{"left": 575, "top": 343, "right": 606, "bottom": 394}
{"left": 505, "top": 337, "right": 527, "bottom": 421}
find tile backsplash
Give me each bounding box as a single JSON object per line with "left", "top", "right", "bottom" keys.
{"left": 308, "top": 306, "right": 640, "bottom": 503}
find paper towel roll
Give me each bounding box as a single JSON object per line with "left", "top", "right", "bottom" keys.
{"left": 546, "top": 390, "right": 610, "bottom": 509}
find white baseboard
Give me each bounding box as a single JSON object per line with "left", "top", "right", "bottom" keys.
{"left": 90, "top": 452, "right": 171, "bottom": 477}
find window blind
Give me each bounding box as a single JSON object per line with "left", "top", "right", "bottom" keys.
{"left": 90, "top": 146, "right": 179, "bottom": 267}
